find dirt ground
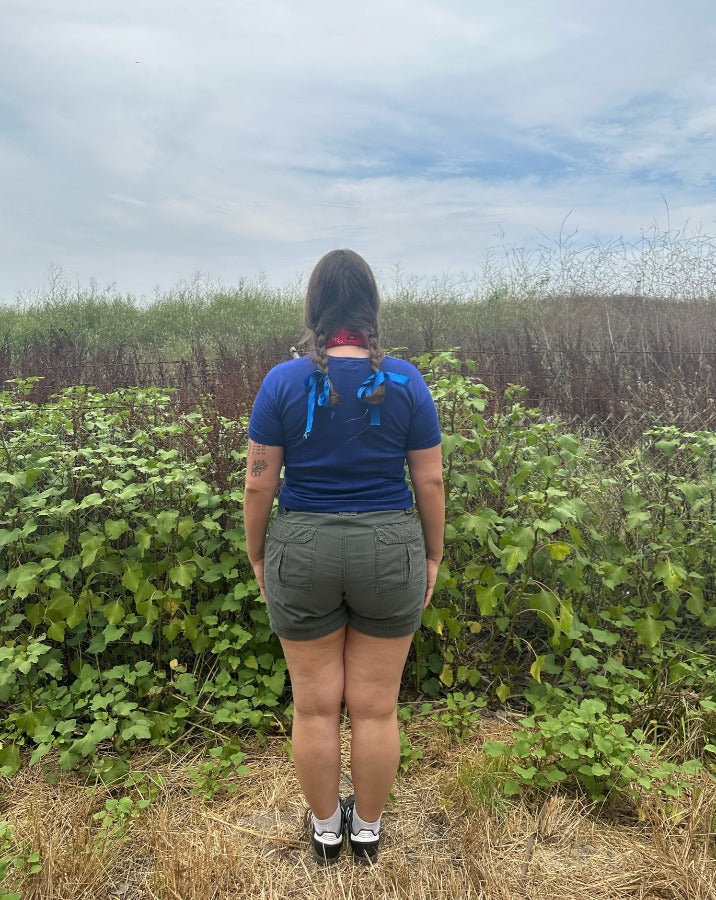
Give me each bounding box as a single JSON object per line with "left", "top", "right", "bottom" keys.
{"left": 2, "top": 716, "right": 715, "bottom": 900}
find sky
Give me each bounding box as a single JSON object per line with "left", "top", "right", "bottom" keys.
{"left": 1, "top": 0, "right": 715, "bottom": 301}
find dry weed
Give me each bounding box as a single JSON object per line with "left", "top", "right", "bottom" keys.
{"left": 1, "top": 719, "right": 713, "bottom": 899}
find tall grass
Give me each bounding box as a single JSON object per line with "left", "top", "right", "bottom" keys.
{"left": 2, "top": 225, "right": 715, "bottom": 424}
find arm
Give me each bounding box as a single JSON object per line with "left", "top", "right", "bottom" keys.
{"left": 407, "top": 444, "right": 445, "bottom": 608}
{"left": 243, "top": 440, "right": 284, "bottom": 600}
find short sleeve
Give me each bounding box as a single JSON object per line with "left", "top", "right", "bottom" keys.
{"left": 248, "top": 369, "right": 285, "bottom": 447}
{"left": 405, "top": 370, "right": 441, "bottom": 451}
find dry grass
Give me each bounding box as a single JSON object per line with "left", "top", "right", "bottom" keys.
{"left": 2, "top": 717, "right": 714, "bottom": 900}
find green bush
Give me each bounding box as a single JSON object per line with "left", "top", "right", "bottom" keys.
{"left": 0, "top": 381, "right": 285, "bottom": 775}
{"left": 1, "top": 356, "right": 715, "bottom": 801}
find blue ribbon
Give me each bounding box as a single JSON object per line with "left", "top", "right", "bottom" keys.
{"left": 304, "top": 368, "right": 410, "bottom": 437}
{"left": 303, "top": 371, "right": 333, "bottom": 438}
{"left": 356, "top": 370, "right": 410, "bottom": 425}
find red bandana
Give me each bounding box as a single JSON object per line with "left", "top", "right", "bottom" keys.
{"left": 325, "top": 329, "right": 368, "bottom": 349}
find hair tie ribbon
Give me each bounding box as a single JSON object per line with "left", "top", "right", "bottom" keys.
{"left": 303, "top": 371, "right": 333, "bottom": 438}
{"left": 356, "top": 371, "right": 409, "bottom": 425}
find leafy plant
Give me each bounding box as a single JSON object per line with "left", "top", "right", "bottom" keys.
{"left": 484, "top": 698, "right": 703, "bottom": 801}
{"left": 0, "top": 820, "right": 41, "bottom": 896}
{"left": 1, "top": 353, "right": 714, "bottom": 794}
{"left": 188, "top": 738, "right": 250, "bottom": 799}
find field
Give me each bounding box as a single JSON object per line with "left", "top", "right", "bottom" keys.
{"left": 1, "top": 235, "right": 715, "bottom": 898}
{"left": 3, "top": 227, "right": 716, "bottom": 426}
{"left": 5, "top": 720, "right": 716, "bottom": 899}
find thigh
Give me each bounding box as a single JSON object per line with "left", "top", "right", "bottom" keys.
{"left": 280, "top": 627, "right": 347, "bottom": 716}
{"left": 343, "top": 628, "right": 414, "bottom": 719}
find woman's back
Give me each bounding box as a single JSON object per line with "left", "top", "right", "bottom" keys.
{"left": 248, "top": 353, "right": 441, "bottom": 511}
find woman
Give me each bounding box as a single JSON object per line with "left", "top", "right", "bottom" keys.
{"left": 243, "top": 249, "right": 444, "bottom": 865}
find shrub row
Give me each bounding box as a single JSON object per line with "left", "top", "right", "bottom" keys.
{"left": 1, "top": 357, "right": 714, "bottom": 797}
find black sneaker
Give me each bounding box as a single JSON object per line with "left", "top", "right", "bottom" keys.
{"left": 309, "top": 806, "right": 345, "bottom": 866}
{"left": 343, "top": 795, "right": 380, "bottom": 864}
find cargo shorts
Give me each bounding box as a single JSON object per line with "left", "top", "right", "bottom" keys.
{"left": 263, "top": 507, "right": 427, "bottom": 641}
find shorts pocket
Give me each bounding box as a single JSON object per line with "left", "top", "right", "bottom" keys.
{"left": 266, "top": 523, "right": 317, "bottom": 592}
{"left": 374, "top": 521, "right": 424, "bottom": 594}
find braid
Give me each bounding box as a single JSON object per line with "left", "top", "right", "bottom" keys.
{"left": 313, "top": 331, "right": 341, "bottom": 405}
{"left": 363, "top": 331, "right": 385, "bottom": 404}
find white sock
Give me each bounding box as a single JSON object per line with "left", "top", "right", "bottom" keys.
{"left": 312, "top": 802, "right": 343, "bottom": 843}
{"left": 351, "top": 804, "right": 381, "bottom": 838}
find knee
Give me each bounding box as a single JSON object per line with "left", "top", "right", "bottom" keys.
{"left": 293, "top": 688, "right": 343, "bottom": 720}
{"left": 344, "top": 690, "right": 397, "bottom": 723}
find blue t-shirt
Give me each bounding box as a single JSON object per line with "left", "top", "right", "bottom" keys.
{"left": 248, "top": 354, "right": 441, "bottom": 512}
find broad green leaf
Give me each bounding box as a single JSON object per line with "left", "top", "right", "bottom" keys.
{"left": 169, "top": 563, "right": 196, "bottom": 588}
{"left": 105, "top": 518, "right": 129, "bottom": 540}
{"left": 0, "top": 744, "right": 22, "bottom": 777}
{"left": 655, "top": 439, "right": 679, "bottom": 458}
{"left": 439, "top": 664, "right": 454, "bottom": 687}
{"left": 122, "top": 563, "right": 142, "bottom": 593}
{"left": 103, "top": 602, "right": 125, "bottom": 626}
{"left": 46, "top": 531, "right": 69, "bottom": 558}
{"left": 103, "top": 623, "right": 125, "bottom": 644}
{"left": 121, "top": 720, "right": 152, "bottom": 741}
{"left": 69, "top": 719, "right": 117, "bottom": 759}
{"left": 475, "top": 581, "right": 505, "bottom": 616}
{"left": 495, "top": 682, "right": 511, "bottom": 703}
{"left": 66, "top": 602, "right": 87, "bottom": 628}
{"left": 654, "top": 559, "right": 685, "bottom": 593}
{"left": 131, "top": 624, "right": 154, "bottom": 645}
{"left": 441, "top": 433, "right": 466, "bottom": 455}
{"left": 162, "top": 620, "right": 182, "bottom": 642}
{"left": 483, "top": 741, "right": 509, "bottom": 757}
{"left": 500, "top": 545, "right": 528, "bottom": 575}
{"left": 80, "top": 534, "right": 105, "bottom": 568}
{"left": 546, "top": 541, "right": 571, "bottom": 561}
{"left": 155, "top": 509, "right": 179, "bottom": 536}
{"left": 526, "top": 590, "right": 557, "bottom": 624}
{"left": 625, "top": 510, "right": 651, "bottom": 530}
{"left": 47, "top": 621, "right": 66, "bottom": 642}
{"left": 461, "top": 509, "right": 500, "bottom": 543}
{"left": 77, "top": 492, "right": 104, "bottom": 510}
{"left": 10, "top": 562, "right": 42, "bottom": 599}
{"left": 634, "top": 616, "right": 666, "bottom": 649}
{"left": 421, "top": 603, "right": 442, "bottom": 633}
{"left": 177, "top": 516, "right": 196, "bottom": 539}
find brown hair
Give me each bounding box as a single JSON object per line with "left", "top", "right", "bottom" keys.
{"left": 303, "top": 249, "right": 385, "bottom": 405}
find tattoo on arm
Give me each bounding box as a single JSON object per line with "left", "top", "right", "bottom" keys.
{"left": 251, "top": 458, "right": 268, "bottom": 477}
{"left": 249, "top": 442, "right": 270, "bottom": 477}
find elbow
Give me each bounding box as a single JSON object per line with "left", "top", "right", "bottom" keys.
{"left": 244, "top": 479, "right": 280, "bottom": 500}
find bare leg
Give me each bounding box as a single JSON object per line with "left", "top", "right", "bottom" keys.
{"left": 343, "top": 629, "right": 414, "bottom": 822}
{"left": 279, "top": 627, "right": 346, "bottom": 819}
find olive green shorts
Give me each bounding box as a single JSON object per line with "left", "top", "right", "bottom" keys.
{"left": 263, "top": 507, "right": 427, "bottom": 641}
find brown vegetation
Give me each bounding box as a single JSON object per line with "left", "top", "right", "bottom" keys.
{"left": 3, "top": 718, "right": 714, "bottom": 900}
{"left": 2, "top": 293, "right": 715, "bottom": 433}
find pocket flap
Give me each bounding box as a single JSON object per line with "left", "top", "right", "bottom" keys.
{"left": 375, "top": 523, "right": 420, "bottom": 545}
{"left": 270, "top": 520, "right": 316, "bottom": 543}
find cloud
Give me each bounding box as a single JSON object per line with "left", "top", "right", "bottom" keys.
{"left": 1, "top": 0, "right": 715, "bottom": 299}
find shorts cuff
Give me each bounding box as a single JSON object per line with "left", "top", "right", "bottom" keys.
{"left": 348, "top": 613, "right": 423, "bottom": 638}
{"left": 269, "top": 608, "right": 349, "bottom": 642}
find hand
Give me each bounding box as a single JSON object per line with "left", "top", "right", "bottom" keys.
{"left": 252, "top": 559, "right": 267, "bottom": 602}
{"left": 423, "top": 557, "right": 441, "bottom": 608}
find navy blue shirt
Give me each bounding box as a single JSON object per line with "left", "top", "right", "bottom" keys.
{"left": 248, "top": 354, "right": 441, "bottom": 512}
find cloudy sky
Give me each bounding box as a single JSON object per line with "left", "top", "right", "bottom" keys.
{"left": 2, "top": 0, "right": 715, "bottom": 300}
